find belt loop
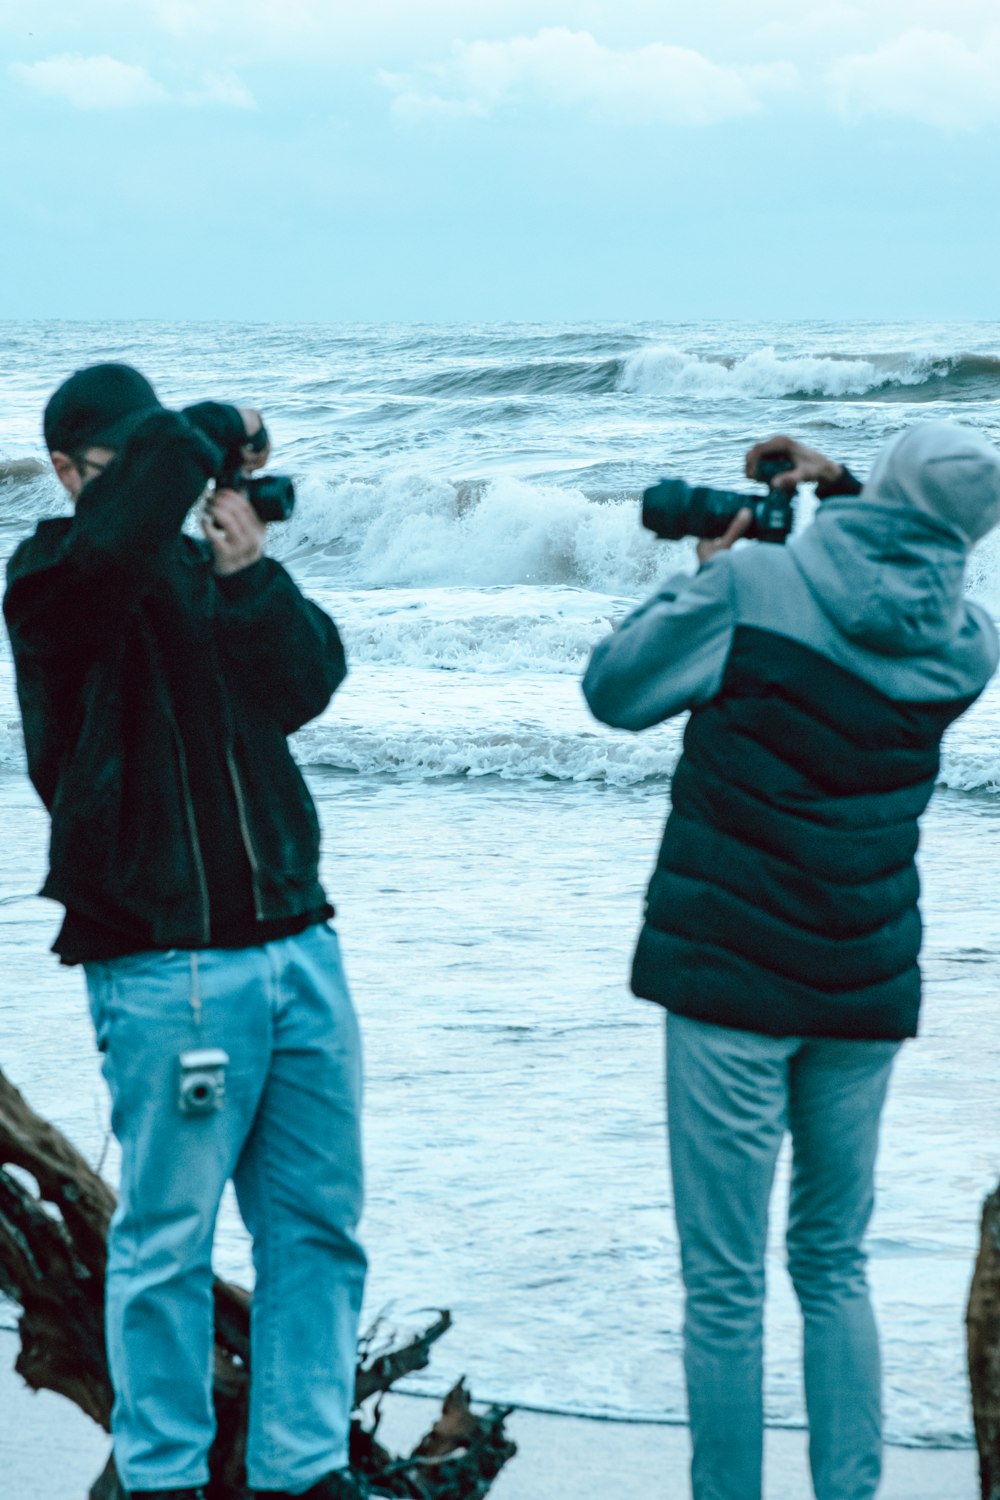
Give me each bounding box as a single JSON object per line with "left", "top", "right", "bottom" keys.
{"left": 190, "top": 952, "right": 202, "bottom": 1029}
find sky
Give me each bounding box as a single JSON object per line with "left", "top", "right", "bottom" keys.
{"left": 2, "top": 0, "right": 999, "bottom": 322}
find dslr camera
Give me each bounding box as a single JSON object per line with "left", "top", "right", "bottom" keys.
{"left": 216, "top": 454, "right": 296, "bottom": 524}
{"left": 642, "top": 454, "right": 796, "bottom": 545}
{"left": 184, "top": 401, "right": 296, "bottom": 523}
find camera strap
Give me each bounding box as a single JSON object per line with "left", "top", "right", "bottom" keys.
{"left": 189, "top": 952, "right": 202, "bottom": 1031}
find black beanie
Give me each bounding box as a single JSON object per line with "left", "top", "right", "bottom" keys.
{"left": 44, "top": 363, "right": 163, "bottom": 454}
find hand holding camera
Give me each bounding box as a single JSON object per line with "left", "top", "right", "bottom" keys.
{"left": 695, "top": 507, "right": 754, "bottom": 566}
{"left": 184, "top": 400, "right": 297, "bottom": 575}
{"left": 642, "top": 450, "right": 798, "bottom": 546}
{"left": 744, "top": 434, "right": 846, "bottom": 494}
{"left": 184, "top": 400, "right": 297, "bottom": 525}
{"left": 203, "top": 485, "right": 267, "bottom": 575}
{"left": 642, "top": 434, "right": 849, "bottom": 549}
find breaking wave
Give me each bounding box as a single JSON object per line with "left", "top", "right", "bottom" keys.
{"left": 276, "top": 471, "right": 671, "bottom": 593}
{"left": 0, "top": 459, "right": 676, "bottom": 597}
{"left": 0, "top": 693, "right": 998, "bottom": 790}
{"left": 619, "top": 346, "right": 1000, "bottom": 403}
{"left": 345, "top": 344, "right": 1000, "bottom": 405}
{"left": 291, "top": 721, "right": 680, "bottom": 784}
{"left": 329, "top": 345, "right": 1000, "bottom": 405}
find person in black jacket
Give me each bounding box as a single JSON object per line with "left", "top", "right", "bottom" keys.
{"left": 5, "top": 365, "right": 366, "bottom": 1500}
{"left": 583, "top": 423, "right": 1000, "bottom": 1500}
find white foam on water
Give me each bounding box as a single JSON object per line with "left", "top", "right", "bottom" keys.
{"left": 618, "top": 344, "right": 941, "bottom": 400}
{"left": 1, "top": 644, "right": 999, "bottom": 789}
{"left": 292, "top": 720, "right": 680, "bottom": 784}
{"left": 326, "top": 587, "right": 631, "bottom": 675}
{"left": 290, "top": 731, "right": 1000, "bottom": 791}
{"left": 276, "top": 470, "right": 673, "bottom": 594}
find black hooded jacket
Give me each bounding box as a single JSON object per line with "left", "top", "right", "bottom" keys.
{"left": 4, "top": 409, "right": 347, "bottom": 956}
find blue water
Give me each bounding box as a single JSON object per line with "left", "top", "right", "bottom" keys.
{"left": 2, "top": 320, "right": 1000, "bottom": 1446}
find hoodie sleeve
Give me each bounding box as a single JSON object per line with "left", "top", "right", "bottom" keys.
{"left": 214, "top": 558, "right": 348, "bottom": 734}
{"left": 4, "top": 411, "right": 221, "bottom": 663}
{"left": 582, "top": 558, "right": 736, "bottom": 730}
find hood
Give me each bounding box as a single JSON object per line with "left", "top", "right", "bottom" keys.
{"left": 790, "top": 501, "right": 973, "bottom": 656}
{"left": 789, "top": 420, "right": 1000, "bottom": 657}
{"left": 861, "top": 419, "right": 1000, "bottom": 545}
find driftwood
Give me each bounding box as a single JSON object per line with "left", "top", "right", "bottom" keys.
{"left": 969, "top": 1183, "right": 1000, "bottom": 1500}
{"left": 0, "top": 1068, "right": 515, "bottom": 1499}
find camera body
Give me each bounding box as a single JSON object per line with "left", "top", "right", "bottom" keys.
{"left": 642, "top": 455, "right": 796, "bottom": 545}
{"left": 177, "top": 1047, "right": 230, "bottom": 1117}
{"left": 183, "top": 401, "right": 296, "bottom": 523}
{"left": 217, "top": 460, "right": 296, "bottom": 524}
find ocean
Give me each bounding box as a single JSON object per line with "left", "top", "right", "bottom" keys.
{"left": 1, "top": 320, "right": 1000, "bottom": 1448}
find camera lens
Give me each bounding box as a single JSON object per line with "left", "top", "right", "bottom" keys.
{"left": 642, "top": 479, "right": 751, "bottom": 541}
{"left": 246, "top": 475, "right": 295, "bottom": 523}
{"left": 641, "top": 479, "right": 695, "bottom": 539}
{"left": 641, "top": 468, "right": 797, "bottom": 545}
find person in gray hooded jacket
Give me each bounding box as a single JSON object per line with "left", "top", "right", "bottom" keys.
{"left": 583, "top": 421, "right": 1000, "bottom": 1500}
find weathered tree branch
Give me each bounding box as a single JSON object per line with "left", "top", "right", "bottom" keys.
{"left": 968, "top": 1183, "right": 1000, "bottom": 1499}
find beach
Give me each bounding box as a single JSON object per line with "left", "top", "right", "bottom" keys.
{"left": 0, "top": 1329, "right": 977, "bottom": 1499}
{"left": 2, "top": 320, "right": 1000, "bottom": 1474}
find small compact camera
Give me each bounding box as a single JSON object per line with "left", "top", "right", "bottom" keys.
{"left": 177, "top": 1048, "right": 230, "bottom": 1117}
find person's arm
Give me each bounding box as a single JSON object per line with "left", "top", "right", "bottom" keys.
{"left": 183, "top": 401, "right": 271, "bottom": 473}
{"left": 4, "top": 411, "right": 221, "bottom": 662}
{"left": 214, "top": 558, "right": 348, "bottom": 733}
{"left": 196, "top": 430, "right": 346, "bottom": 734}
{"left": 583, "top": 553, "right": 737, "bottom": 731}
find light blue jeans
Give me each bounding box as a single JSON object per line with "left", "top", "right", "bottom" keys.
{"left": 665, "top": 1011, "right": 899, "bottom": 1500}
{"left": 85, "top": 923, "right": 366, "bottom": 1495}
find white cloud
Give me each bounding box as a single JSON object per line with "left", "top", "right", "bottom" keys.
{"left": 830, "top": 27, "right": 1000, "bottom": 129}
{"left": 183, "top": 71, "right": 257, "bottom": 110}
{"left": 11, "top": 54, "right": 168, "bottom": 109}
{"left": 10, "top": 52, "right": 256, "bottom": 111}
{"left": 382, "top": 27, "right": 798, "bottom": 126}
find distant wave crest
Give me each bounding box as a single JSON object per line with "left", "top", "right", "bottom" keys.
{"left": 368, "top": 344, "right": 1000, "bottom": 404}
{"left": 618, "top": 345, "right": 1000, "bottom": 402}
{"left": 403, "top": 357, "right": 622, "bottom": 398}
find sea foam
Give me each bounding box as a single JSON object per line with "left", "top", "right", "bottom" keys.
{"left": 329, "top": 588, "right": 625, "bottom": 674}
{"left": 277, "top": 470, "right": 674, "bottom": 594}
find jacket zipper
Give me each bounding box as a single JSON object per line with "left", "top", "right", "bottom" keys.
{"left": 168, "top": 711, "right": 212, "bottom": 944}
{"left": 226, "top": 744, "right": 265, "bottom": 921}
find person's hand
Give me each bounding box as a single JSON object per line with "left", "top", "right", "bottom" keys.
{"left": 203, "top": 488, "right": 266, "bottom": 575}
{"left": 237, "top": 407, "right": 270, "bottom": 473}
{"left": 696, "top": 507, "right": 753, "bottom": 566}
{"left": 745, "top": 434, "right": 844, "bottom": 493}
